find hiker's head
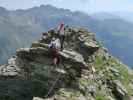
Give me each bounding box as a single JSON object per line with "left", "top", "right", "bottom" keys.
{"left": 42, "top": 33, "right": 45, "bottom": 36}
{"left": 52, "top": 37, "right": 56, "bottom": 41}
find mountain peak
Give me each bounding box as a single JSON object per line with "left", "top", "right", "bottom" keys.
{"left": 39, "top": 4, "right": 55, "bottom": 9}
{"left": 0, "top": 26, "right": 133, "bottom": 100}
{"left": 0, "top": 6, "right": 7, "bottom": 11}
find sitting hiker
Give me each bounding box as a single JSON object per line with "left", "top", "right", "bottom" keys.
{"left": 49, "top": 37, "right": 61, "bottom": 66}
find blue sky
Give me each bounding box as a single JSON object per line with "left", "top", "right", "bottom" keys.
{"left": 0, "top": 0, "right": 133, "bottom": 14}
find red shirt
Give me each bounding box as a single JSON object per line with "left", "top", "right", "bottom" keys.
{"left": 58, "top": 21, "right": 64, "bottom": 32}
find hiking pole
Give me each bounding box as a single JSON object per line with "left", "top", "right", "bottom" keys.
{"left": 45, "top": 70, "right": 62, "bottom": 98}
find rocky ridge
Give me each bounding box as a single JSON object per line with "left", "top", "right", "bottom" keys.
{"left": 0, "top": 26, "right": 133, "bottom": 100}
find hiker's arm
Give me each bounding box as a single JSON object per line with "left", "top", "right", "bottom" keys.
{"left": 48, "top": 41, "right": 53, "bottom": 48}
{"left": 48, "top": 43, "right": 52, "bottom": 48}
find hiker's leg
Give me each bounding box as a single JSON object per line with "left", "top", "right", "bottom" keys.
{"left": 60, "top": 35, "right": 65, "bottom": 50}
{"left": 54, "top": 57, "right": 58, "bottom": 65}
{"left": 57, "top": 56, "right": 60, "bottom": 65}
{"left": 59, "top": 35, "right": 63, "bottom": 49}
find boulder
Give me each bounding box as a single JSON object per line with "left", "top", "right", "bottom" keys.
{"left": 0, "top": 57, "right": 20, "bottom": 77}
{"left": 108, "top": 67, "right": 120, "bottom": 77}
{"left": 86, "top": 85, "right": 97, "bottom": 96}
{"left": 0, "top": 65, "right": 19, "bottom": 77}
{"left": 112, "top": 80, "right": 127, "bottom": 99}
{"left": 130, "top": 96, "right": 133, "bottom": 100}
{"left": 84, "top": 41, "right": 99, "bottom": 49}
{"left": 17, "top": 47, "right": 49, "bottom": 59}
{"left": 31, "top": 42, "right": 49, "bottom": 49}
{"left": 33, "top": 97, "right": 45, "bottom": 100}
{"left": 59, "top": 50, "right": 87, "bottom": 68}
{"left": 33, "top": 97, "right": 55, "bottom": 100}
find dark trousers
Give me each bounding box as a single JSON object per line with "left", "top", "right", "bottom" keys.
{"left": 60, "top": 35, "right": 65, "bottom": 50}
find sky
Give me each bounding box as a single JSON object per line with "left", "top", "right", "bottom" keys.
{"left": 0, "top": 0, "right": 133, "bottom": 14}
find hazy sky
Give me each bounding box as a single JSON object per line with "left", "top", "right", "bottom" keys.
{"left": 0, "top": 0, "right": 133, "bottom": 14}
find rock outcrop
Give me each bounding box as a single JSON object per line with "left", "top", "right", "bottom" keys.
{"left": 0, "top": 26, "right": 133, "bottom": 100}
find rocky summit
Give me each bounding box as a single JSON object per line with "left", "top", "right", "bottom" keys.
{"left": 0, "top": 26, "right": 133, "bottom": 100}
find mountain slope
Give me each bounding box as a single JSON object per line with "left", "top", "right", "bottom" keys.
{"left": 89, "top": 13, "right": 133, "bottom": 67}
{"left": 91, "top": 12, "right": 121, "bottom": 20}
{"left": 0, "top": 27, "right": 133, "bottom": 100}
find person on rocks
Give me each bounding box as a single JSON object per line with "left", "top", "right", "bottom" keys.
{"left": 58, "top": 21, "right": 65, "bottom": 51}
{"left": 48, "top": 37, "right": 61, "bottom": 66}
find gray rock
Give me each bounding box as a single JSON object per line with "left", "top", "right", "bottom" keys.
{"left": 86, "top": 85, "right": 96, "bottom": 96}
{"left": 84, "top": 41, "right": 99, "bottom": 49}
{"left": 0, "top": 63, "right": 20, "bottom": 77}
{"left": 108, "top": 67, "right": 120, "bottom": 76}
{"left": 33, "top": 97, "right": 45, "bottom": 100}
{"left": 59, "top": 50, "right": 87, "bottom": 68}
{"left": 31, "top": 42, "right": 49, "bottom": 49}
{"left": 130, "top": 96, "right": 133, "bottom": 100}
{"left": 2, "top": 71, "right": 18, "bottom": 77}
{"left": 131, "top": 79, "right": 133, "bottom": 84}
{"left": 73, "top": 94, "right": 87, "bottom": 100}
{"left": 33, "top": 97, "right": 55, "bottom": 100}
{"left": 17, "top": 47, "right": 49, "bottom": 59}
{"left": 112, "top": 80, "right": 127, "bottom": 99}
{"left": 129, "top": 83, "right": 133, "bottom": 91}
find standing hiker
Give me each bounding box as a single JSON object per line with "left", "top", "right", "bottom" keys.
{"left": 49, "top": 37, "right": 61, "bottom": 66}
{"left": 58, "top": 21, "right": 65, "bottom": 50}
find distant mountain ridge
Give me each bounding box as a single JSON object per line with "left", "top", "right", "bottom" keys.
{"left": 90, "top": 12, "right": 121, "bottom": 20}
{"left": 112, "top": 11, "right": 133, "bottom": 23}
{"left": 89, "top": 12, "right": 133, "bottom": 67}
{"left": 91, "top": 11, "right": 133, "bottom": 23}
{"left": 0, "top": 5, "right": 133, "bottom": 67}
